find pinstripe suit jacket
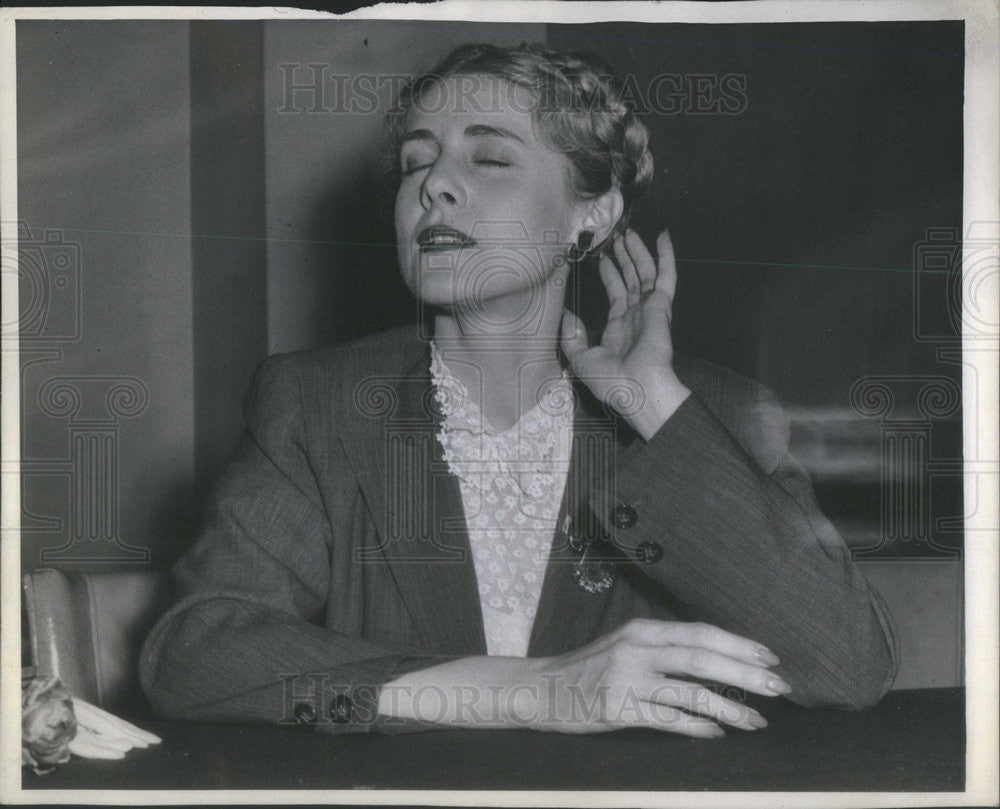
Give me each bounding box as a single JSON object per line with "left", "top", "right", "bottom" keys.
{"left": 140, "top": 325, "right": 897, "bottom": 733}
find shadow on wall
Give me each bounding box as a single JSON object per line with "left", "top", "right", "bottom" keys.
{"left": 307, "top": 157, "right": 417, "bottom": 347}
{"left": 151, "top": 480, "right": 204, "bottom": 569}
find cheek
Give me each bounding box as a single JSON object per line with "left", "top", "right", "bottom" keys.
{"left": 394, "top": 186, "right": 413, "bottom": 232}
{"left": 394, "top": 194, "right": 415, "bottom": 278}
{"left": 394, "top": 187, "right": 419, "bottom": 247}
{"left": 527, "top": 173, "right": 581, "bottom": 240}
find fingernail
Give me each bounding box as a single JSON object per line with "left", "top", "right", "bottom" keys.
{"left": 747, "top": 711, "right": 768, "bottom": 729}
{"left": 709, "top": 726, "right": 726, "bottom": 738}
{"left": 755, "top": 647, "right": 781, "bottom": 667}
{"left": 767, "top": 677, "right": 792, "bottom": 695}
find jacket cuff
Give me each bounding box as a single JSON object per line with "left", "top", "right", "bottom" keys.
{"left": 306, "top": 654, "right": 461, "bottom": 735}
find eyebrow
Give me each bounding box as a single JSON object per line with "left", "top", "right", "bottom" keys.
{"left": 464, "top": 124, "right": 525, "bottom": 143}
{"left": 400, "top": 125, "right": 526, "bottom": 145}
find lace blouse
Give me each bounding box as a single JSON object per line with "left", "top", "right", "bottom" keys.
{"left": 430, "top": 342, "right": 574, "bottom": 657}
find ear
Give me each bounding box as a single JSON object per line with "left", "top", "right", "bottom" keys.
{"left": 574, "top": 187, "right": 624, "bottom": 247}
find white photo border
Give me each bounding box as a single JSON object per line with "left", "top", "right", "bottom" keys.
{"left": 1, "top": 1, "right": 996, "bottom": 806}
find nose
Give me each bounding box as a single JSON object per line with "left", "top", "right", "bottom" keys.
{"left": 420, "top": 155, "right": 465, "bottom": 211}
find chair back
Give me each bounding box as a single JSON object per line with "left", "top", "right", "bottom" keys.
{"left": 23, "top": 568, "right": 171, "bottom": 715}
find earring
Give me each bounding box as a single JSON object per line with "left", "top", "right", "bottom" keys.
{"left": 567, "top": 230, "right": 594, "bottom": 263}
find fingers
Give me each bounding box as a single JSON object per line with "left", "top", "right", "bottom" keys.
{"left": 612, "top": 233, "right": 642, "bottom": 307}
{"left": 74, "top": 698, "right": 161, "bottom": 746}
{"left": 624, "top": 229, "right": 657, "bottom": 291}
{"left": 648, "top": 644, "right": 791, "bottom": 698}
{"left": 559, "top": 308, "right": 589, "bottom": 366}
{"left": 603, "top": 230, "right": 668, "bottom": 313}
{"left": 598, "top": 255, "right": 628, "bottom": 319}
{"left": 640, "top": 676, "right": 768, "bottom": 733}
{"left": 624, "top": 618, "right": 780, "bottom": 668}
{"left": 616, "top": 619, "right": 791, "bottom": 697}
{"left": 619, "top": 701, "right": 725, "bottom": 738}
{"left": 655, "top": 229, "right": 677, "bottom": 303}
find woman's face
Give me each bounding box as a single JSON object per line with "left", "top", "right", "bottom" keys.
{"left": 394, "top": 75, "right": 589, "bottom": 325}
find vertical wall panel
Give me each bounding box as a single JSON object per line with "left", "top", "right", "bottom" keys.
{"left": 189, "top": 22, "right": 268, "bottom": 492}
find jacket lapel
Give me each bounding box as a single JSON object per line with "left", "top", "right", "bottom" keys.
{"left": 527, "top": 381, "right": 633, "bottom": 657}
{"left": 339, "top": 344, "right": 487, "bottom": 655}
{"left": 340, "top": 346, "right": 636, "bottom": 659}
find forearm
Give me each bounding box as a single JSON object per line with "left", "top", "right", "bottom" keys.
{"left": 612, "top": 393, "right": 897, "bottom": 708}
{"left": 377, "top": 656, "right": 544, "bottom": 729}
{"left": 140, "top": 594, "right": 456, "bottom": 733}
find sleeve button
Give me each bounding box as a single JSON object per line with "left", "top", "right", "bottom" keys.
{"left": 613, "top": 504, "right": 638, "bottom": 529}
{"left": 636, "top": 541, "right": 663, "bottom": 564}
{"left": 293, "top": 702, "right": 317, "bottom": 725}
{"left": 330, "top": 694, "right": 354, "bottom": 724}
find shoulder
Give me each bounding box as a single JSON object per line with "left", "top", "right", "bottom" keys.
{"left": 243, "top": 324, "right": 425, "bottom": 422}
{"left": 261, "top": 324, "right": 423, "bottom": 377}
{"left": 673, "top": 353, "right": 790, "bottom": 473}
{"left": 250, "top": 325, "right": 423, "bottom": 391}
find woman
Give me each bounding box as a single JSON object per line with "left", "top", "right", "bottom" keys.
{"left": 141, "top": 43, "right": 897, "bottom": 736}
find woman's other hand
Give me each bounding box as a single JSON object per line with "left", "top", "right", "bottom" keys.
{"left": 527, "top": 618, "right": 788, "bottom": 735}
{"left": 379, "top": 618, "right": 790, "bottom": 735}
{"left": 560, "top": 228, "right": 692, "bottom": 440}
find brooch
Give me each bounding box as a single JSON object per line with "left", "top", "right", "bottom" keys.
{"left": 573, "top": 554, "right": 616, "bottom": 594}
{"left": 563, "top": 515, "right": 616, "bottom": 594}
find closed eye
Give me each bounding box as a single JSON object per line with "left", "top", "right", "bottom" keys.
{"left": 401, "top": 162, "right": 433, "bottom": 177}
{"left": 474, "top": 159, "right": 510, "bottom": 168}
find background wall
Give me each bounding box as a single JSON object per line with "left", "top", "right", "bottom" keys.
{"left": 581, "top": 22, "right": 965, "bottom": 557}
{"left": 18, "top": 20, "right": 196, "bottom": 572}
{"left": 16, "top": 19, "right": 964, "bottom": 687}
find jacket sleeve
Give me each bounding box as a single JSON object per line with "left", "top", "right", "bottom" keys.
{"left": 139, "top": 355, "right": 457, "bottom": 735}
{"left": 606, "top": 391, "right": 899, "bottom": 710}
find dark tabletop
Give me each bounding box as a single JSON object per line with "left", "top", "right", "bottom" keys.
{"left": 24, "top": 688, "right": 964, "bottom": 791}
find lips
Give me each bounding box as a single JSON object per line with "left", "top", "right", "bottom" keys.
{"left": 416, "top": 225, "right": 477, "bottom": 251}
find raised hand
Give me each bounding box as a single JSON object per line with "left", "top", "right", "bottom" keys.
{"left": 561, "top": 228, "right": 691, "bottom": 440}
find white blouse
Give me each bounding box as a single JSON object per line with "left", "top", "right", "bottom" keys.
{"left": 430, "top": 342, "right": 574, "bottom": 657}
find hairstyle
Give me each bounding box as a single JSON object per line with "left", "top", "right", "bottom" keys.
{"left": 385, "top": 42, "right": 654, "bottom": 246}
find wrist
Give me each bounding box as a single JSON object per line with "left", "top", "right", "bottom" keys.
{"left": 377, "top": 655, "right": 546, "bottom": 729}
{"left": 626, "top": 368, "right": 691, "bottom": 441}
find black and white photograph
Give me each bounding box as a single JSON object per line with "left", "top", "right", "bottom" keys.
{"left": 1, "top": 1, "right": 997, "bottom": 804}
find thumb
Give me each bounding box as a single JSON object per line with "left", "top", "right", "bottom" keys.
{"left": 560, "top": 308, "right": 589, "bottom": 364}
